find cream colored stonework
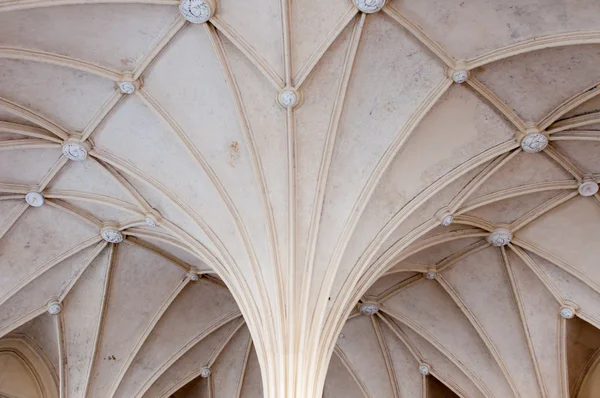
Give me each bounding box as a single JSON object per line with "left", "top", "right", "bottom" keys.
{"left": 1, "top": 0, "right": 600, "bottom": 397}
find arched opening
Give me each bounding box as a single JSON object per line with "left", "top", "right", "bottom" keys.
{"left": 0, "top": 336, "right": 58, "bottom": 398}
{"left": 578, "top": 353, "right": 600, "bottom": 398}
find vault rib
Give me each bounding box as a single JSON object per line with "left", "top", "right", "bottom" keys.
{"left": 0, "top": 195, "right": 24, "bottom": 201}
{"left": 133, "top": 17, "right": 187, "bottom": 80}
{"left": 0, "top": 307, "right": 47, "bottom": 340}
{"left": 371, "top": 315, "right": 400, "bottom": 398}
{"left": 0, "top": 96, "right": 70, "bottom": 140}
{"left": 592, "top": 195, "right": 600, "bottom": 210}
{"left": 511, "top": 238, "right": 600, "bottom": 298}
{"left": 383, "top": 5, "right": 454, "bottom": 68}
{"left": 46, "top": 199, "right": 103, "bottom": 228}
{"left": 377, "top": 240, "right": 491, "bottom": 302}
{"left": 539, "top": 146, "right": 600, "bottom": 211}
{"left": 55, "top": 306, "right": 67, "bottom": 398}
{"left": 325, "top": 141, "right": 520, "bottom": 383}
{"left": 467, "top": 77, "right": 526, "bottom": 131}
{"left": 311, "top": 77, "right": 455, "bottom": 397}
{"left": 465, "top": 31, "right": 600, "bottom": 69}
{"left": 135, "top": 87, "right": 278, "bottom": 382}
{"left": 159, "top": 218, "right": 231, "bottom": 273}
{"left": 209, "top": 17, "right": 284, "bottom": 89}
{"left": 322, "top": 76, "right": 452, "bottom": 275}
{"left": 203, "top": 23, "right": 285, "bottom": 398}
{"left": 539, "top": 81, "right": 600, "bottom": 131}
{"left": 558, "top": 317, "right": 569, "bottom": 398}
{"left": 38, "top": 156, "right": 69, "bottom": 192}
{"left": 551, "top": 131, "right": 600, "bottom": 142}
{"left": 389, "top": 229, "right": 489, "bottom": 266}
{"left": 299, "top": 15, "right": 365, "bottom": 390}
{"left": 280, "top": 0, "right": 292, "bottom": 85}
{"left": 204, "top": 21, "right": 282, "bottom": 273}
{"left": 546, "top": 111, "right": 600, "bottom": 135}
{"left": 375, "top": 273, "right": 423, "bottom": 303}
{"left": 123, "top": 237, "right": 195, "bottom": 273}
{"left": 0, "top": 0, "right": 178, "bottom": 12}
{"left": 451, "top": 214, "right": 495, "bottom": 231}
{"left": 133, "top": 311, "right": 243, "bottom": 398}
{"left": 3, "top": 3, "right": 600, "bottom": 398}
{"left": 134, "top": 88, "right": 265, "bottom": 277}
{"left": 448, "top": 150, "right": 520, "bottom": 212}
{"left": 0, "top": 47, "right": 121, "bottom": 80}
{"left": 108, "top": 276, "right": 191, "bottom": 398}
{"left": 92, "top": 158, "right": 153, "bottom": 213}
{"left": 81, "top": 243, "right": 116, "bottom": 398}
{"left": 435, "top": 275, "right": 521, "bottom": 397}
{"left": 206, "top": 318, "right": 246, "bottom": 367}
{"left": 0, "top": 184, "right": 29, "bottom": 194}
{"left": 382, "top": 263, "right": 430, "bottom": 276}
{"left": 378, "top": 313, "right": 473, "bottom": 398}
{"left": 294, "top": 7, "right": 358, "bottom": 87}
{"left": 81, "top": 89, "right": 124, "bottom": 141}
{"left": 455, "top": 180, "right": 579, "bottom": 215}
{"left": 207, "top": 372, "right": 214, "bottom": 398}
{"left": 280, "top": 0, "right": 298, "bottom": 392}
{"left": 435, "top": 240, "right": 490, "bottom": 274}
{"left": 0, "top": 242, "right": 106, "bottom": 343}
{"left": 501, "top": 247, "right": 549, "bottom": 398}
{"left": 377, "top": 313, "right": 423, "bottom": 362}
{"left": 0, "top": 139, "right": 60, "bottom": 151}
{"left": 379, "top": 305, "right": 495, "bottom": 398}
{"left": 234, "top": 336, "right": 253, "bottom": 398}
{"left": 0, "top": 121, "right": 62, "bottom": 143}
{"left": 123, "top": 228, "right": 201, "bottom": 268}
{"left": 157, "top": 319, "right": 247, "bottom": 398}
{"left": 333, "top": 346, "right": 372, "bottom": 398}
{"left": 0, "top": 237, "right": 104, "bottom": 308}
{"left": 284, "top": 102, "right": 298, "bottom": 396}
{"left": 507, "top": 244, "right": 563, "bottom": 302}
{"left": 509, "top": 191, "right": 578, "bottom": 233}
{"left": 543, "top": 145, "right": 584, "bottom": 182}
{"left": 59, "top": 243, "right": 108, "bottom": 302}
{"left": 89, "top": 148, "right": 237, "bottom": 276}
{"left": 44, "top": 190, "right": 142, "bottom": 215}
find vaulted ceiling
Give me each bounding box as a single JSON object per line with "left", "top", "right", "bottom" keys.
{"left": 1, "top": 0, "right": 600, "bottom": 397}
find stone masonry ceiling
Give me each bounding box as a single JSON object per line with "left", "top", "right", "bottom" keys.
{"left": 1, "top": 0, "right": 600, "bottom": 397}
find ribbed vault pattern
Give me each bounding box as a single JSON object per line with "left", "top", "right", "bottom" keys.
{"left": 2, "top": 0, "right": 600, "bottom": 397}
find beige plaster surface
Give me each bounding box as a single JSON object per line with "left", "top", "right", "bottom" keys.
{"left": 1, "top": 0, "right": 600, "bottom": 397}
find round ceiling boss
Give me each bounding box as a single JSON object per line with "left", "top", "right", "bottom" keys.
{"left": 487, "top": 228, "right": 512, "bottom": 247}
{"left": 452, "top": 71, "right": 469, "bottom": 84}
{"left": 101, "top": 227, "right": 123, "bottom": 244}
{"left": 62, "top": 140, "right": 90, "bottom": 161}
{"left": 435, "top": 207, "right": 454, "bottom": 226}
{"left": 359, "top": 302, "right": 379, "bottom": 316}
{"left": 579, "top": 180, "right": 599, "bottom": 197}
{"left": 47, "top": 300, "right": 62, "bottom": 315}
{"left": 353, "top": 0, "right": 386, "bottom": 13}
{"left": 25, "top": 192, "right": 45, "bottom": 207}
{"left": 521, "top": 133, "right": 548, "bottom": 153}
{"left": 180, "top": 0, "right": 214, "bottom": 23}
{"left": 118, "top": 81, "right": 136, "bottom": 94}
{"left": 200, "top": 367, "right": 212, "bottom": 378}
{"left": 278, "top": 88, "right": 301, "bottom": 108}
{"left": 560, "top": 305, "right": 575, "bottom": 319}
